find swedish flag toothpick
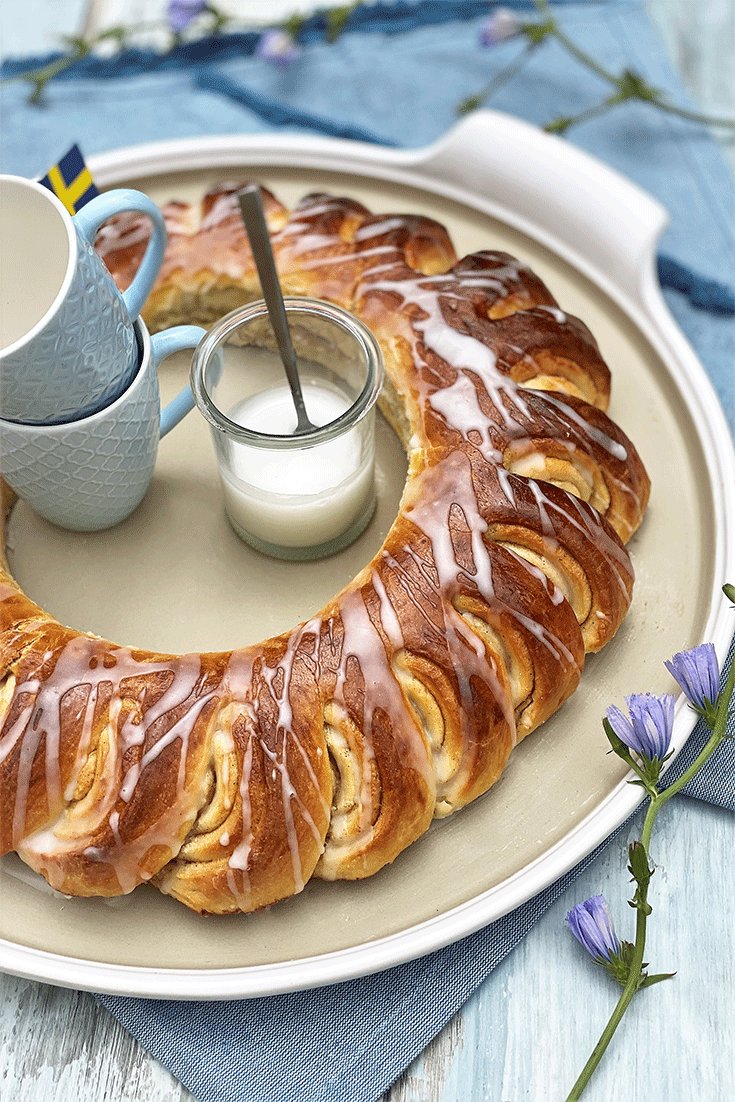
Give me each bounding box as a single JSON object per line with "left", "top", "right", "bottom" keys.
{"left": 39, "top": 144, "right": 99, "bottom": 214}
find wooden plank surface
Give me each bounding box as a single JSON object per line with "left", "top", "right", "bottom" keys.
{"left": 1, "top": 2, "right": 733, "bottom": 1100}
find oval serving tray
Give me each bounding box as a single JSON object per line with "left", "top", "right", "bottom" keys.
{"left": 1, "top": 111, "right": 733, "bottom": 999}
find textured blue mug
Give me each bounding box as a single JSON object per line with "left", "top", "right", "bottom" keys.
{"left": 0, "top": 319, "right": 203, "bottom": 531}
{"left": 0, "top": 175, "right": 167, "bottom": 425}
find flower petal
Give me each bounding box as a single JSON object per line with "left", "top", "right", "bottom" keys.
{"left": 605, "top": 703, "right": 637, "bottom": 748}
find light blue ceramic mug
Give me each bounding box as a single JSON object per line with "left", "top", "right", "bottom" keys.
{"left": 0, "top": 320, "right": 204, "bottom": 531}
{"left": 0, "top": 174, "right": 168, "bottom": 425}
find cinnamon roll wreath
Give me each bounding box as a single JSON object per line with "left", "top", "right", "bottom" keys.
{"left": 0, "top": 185, "right": 650, "bottom": 914}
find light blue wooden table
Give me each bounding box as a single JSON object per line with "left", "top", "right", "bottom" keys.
{"left": 0, "top": 3, "right": 733, "bottom": 1100}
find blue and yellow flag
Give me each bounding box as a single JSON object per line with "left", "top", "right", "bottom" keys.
{"left": 39, "top": 144, "right": 99, "bottom": 214}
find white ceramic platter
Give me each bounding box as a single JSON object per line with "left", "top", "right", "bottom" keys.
{"left": 1, "top": 111, "right": 733, "bottom": 999}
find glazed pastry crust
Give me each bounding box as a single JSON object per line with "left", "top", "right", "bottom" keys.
{"left": 0, "top": 185, "right": 650, "bottom": 914}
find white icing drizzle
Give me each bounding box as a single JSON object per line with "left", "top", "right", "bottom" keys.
{"left": 429, "top": 374, "right": 504, "bottom": 461}
{"left": 528, "top": 479, "right": 558, "bottom": 540}
{"left": 537, "top": 304, "right": 568, "bottom": 325}
{"left": 358, "top": 270, "right": 540, "bottom": 446}
{"left": 118, "top": 692, "right": 214, "bottom": 803}
{"left": 496, "top": 466, "right": 517, "bottom": 507}
{"left": 297, "top": 244, "right": 398, "bottom": 272}
{"left": 201, "top": 192, "right": 242, "bottom": 231}
{"left": 540, "top": 391, "right": 628, "bottom": 462}
{"left": 227, "top": 731, "right": 254, "bottom": 908}
{"left": 370, "top": 570, "right": 404, "bottom": 651}
{"left": 403, "top": 457, "right": 582, "bottom": 687}
{"left": 260, "top": 738, "right": 308, "bottom": 892}
{"left": 354, "top": 216, "right": 411, "bottom": 241}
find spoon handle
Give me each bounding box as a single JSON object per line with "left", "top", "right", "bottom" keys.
{"left": 237, "top": 185, "right": 314, "bottom": 434}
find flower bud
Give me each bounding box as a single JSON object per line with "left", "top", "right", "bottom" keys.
{"left": 566, "top": 895, "right": 634, "bottom": 986}
{"left": 627, "top": 840, "right": 652, "bottom": 887}
{"left": 566, "top": 895, "right": 620, "bottom": 963}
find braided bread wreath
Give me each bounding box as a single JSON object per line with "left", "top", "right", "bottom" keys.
{"left": 0, "top": 182, "right": 650, "bottom": 917}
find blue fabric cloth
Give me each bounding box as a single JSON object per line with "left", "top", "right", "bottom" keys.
{"left": 96, "top": 820, "right": 631, "bottom": 1102}
{"left": 2, "top": 3, "right": 733, "bottom": 1100}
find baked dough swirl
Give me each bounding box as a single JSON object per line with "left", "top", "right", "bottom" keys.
{"left": 0, "top": 185, "right": 650, "bottom": 914}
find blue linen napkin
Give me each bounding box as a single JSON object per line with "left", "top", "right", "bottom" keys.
{"left": 2, "top": 3, "right": 733, "bottom": 1100}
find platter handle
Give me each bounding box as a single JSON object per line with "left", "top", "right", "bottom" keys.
{"left": 409, "top": 109, "right": 669, "bottom": 314}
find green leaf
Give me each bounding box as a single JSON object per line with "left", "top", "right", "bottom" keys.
{"left": 627, "top": 840, "right": 652, "bottom": 887}
{"left": 59, "top": 35, "right": 89, "bottom": 57}
{"left": 603, "top": 719, "right": 634, "bottom": 763}
{"left": 617, "top": 68, "right": 660, "bottom": 103}
{"left": 544, "top": 117, "right": 574, "bottom": 133}
{"left": 325, "top": 2, "right": 359, "bottom": 42}
{"left": 283, "top": 15, "right": 307, "bottom": 39}
{"left": 522, "top": 18, "right": 556, "bottom": 45}
{"left": 638, "top": 971, "right": 677, "bottom": 988}
{"left": 457, "top": 94, "right": 484, "bottom": 115}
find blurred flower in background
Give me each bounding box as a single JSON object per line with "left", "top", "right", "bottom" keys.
{"left": 167, "top": 0, "right": 206, "bottom": 35}
{"left": 255, "top": 29, "right": 302, "bottom": 67}
{"left": 479, "top": 7, "right": 521, "bottom": 46}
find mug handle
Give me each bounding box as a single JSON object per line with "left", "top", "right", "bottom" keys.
{"left": 149, "top": 326, "right": 207, "bottom": 437}
{"left": 73, "top": 188, "right": 168, "bottom": 321}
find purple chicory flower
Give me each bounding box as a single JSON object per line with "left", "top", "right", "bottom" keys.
{"left": 664, "top": 643, "right": 720, "bottom": 712}
{"left": 167, "top": 0, "right": 207, "bottom": 35}
{"left": 566, "top": 895, "right": 620, "bottom": 963}
{"left": 606, "top": 693, "right": 675, "bottom": 763}
{"left": 255, "top": 28, "right": 302, "bottom": 67}
{"left": 479, "top": 7, "right": 521, "bottom": 47}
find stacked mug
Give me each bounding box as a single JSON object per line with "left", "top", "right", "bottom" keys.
{"left": 0, "top": 175, "right": 205, "bottom": 531}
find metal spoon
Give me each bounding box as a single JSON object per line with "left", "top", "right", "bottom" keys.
{"left": 237, "top": 184, "right": 316, "bottom": 435}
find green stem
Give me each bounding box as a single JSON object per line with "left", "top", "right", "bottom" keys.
{"left": 533, "top": 0, "right": 619, "bottom": 85}
{"left": 549, "top": 31, "right": 619, "bottom": 86}
{"left": 457, "top": 41, "right": 539, "bottom": 114}
{"left": 544, "top": 93, "right": 627, "bottom": 134}
{"left": 652, "top": 98, "right": 735, "bottom": 128}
